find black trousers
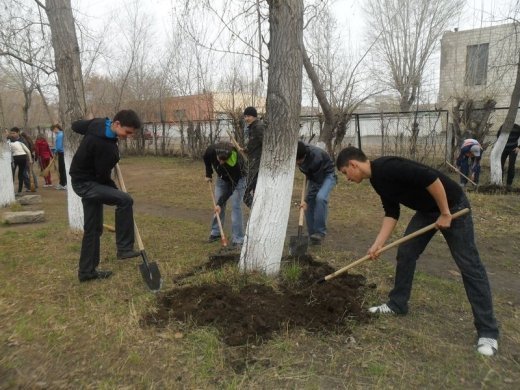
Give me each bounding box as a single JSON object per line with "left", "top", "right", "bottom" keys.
{"left": 243, "top": 158, "right": 260, "bottom": 208}
{"left": 12, "top": 155, "right": 27, "bottom": 193}
{"left": 501, "top": 148, "right": 517, "bottom": 186}
{"left": 57, "top": 152, "right": 67, "bottom": 186}
{"left": 72, "top": 181, "right": 135, "bottom": 278}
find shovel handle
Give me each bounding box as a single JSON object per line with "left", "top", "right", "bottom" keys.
{"left": 208, "top": 181, "right": 229, "bottom": 247}
{"left": 298, "top": 176, "right": 307, "bottom": 227}
{"left": 445, "top": 161, "right": 477, "bottom": 186}
{"left": 321, "top": 208, "right": 470, "bottom": 283}
{"left": 114, "top": 164, "right": 145, "bottom": 252}
{"left": 226, "top": 130, "right": 248, "bottom": 161}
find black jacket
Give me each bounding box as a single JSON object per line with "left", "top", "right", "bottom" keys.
{"left": 203, "top": 145, "right": 246, "bottom": 206}
{"left": 298, "top": 144, "right": 335, "bottom": 185}
{"left": 69, "top": 118, "right": 119, "bottom": 188}
{"left": 245, "top": 119, "right": 264, "bottom": 163}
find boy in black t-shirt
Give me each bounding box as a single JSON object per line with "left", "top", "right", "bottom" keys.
{"left": 336, "top": 146, "right": 499, "bottom": 357}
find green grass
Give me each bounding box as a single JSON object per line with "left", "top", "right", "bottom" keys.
{"left": 0, "top": 156, "right": 519, "bottom": 388}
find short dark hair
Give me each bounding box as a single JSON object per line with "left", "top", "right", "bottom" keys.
{"left": 51, "top": 124, "right": 62, "bottom": 131}
{"left": 10, "top": 127, "right": 20, "bottom": 133}
{"left": 243, "top": 106, "right": 257, "bottom": 117}
{"left": 336, "top": 147, "right": 367, "bottom": 170}
{"left": 113, "top": 109, "right": 141, "bottom": 129}
{"left": 214, "top": 142, "right": 233, "bottom": 160}
{"left": 296, "top": 141, "right": 307, "bottom": 160}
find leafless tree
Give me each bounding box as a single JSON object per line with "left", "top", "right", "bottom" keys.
{"left": 364, "top": 0, "right": 465, "bottom": 112}
{"left": 239, "top": 0, "right": 303, "bottom": 275}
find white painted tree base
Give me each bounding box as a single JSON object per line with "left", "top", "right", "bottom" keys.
{"left": 1, "top": 142, "right": 15, "bottom": 207}
{"left": 489, "top": 132, "right": 508, "bottom": 185}
{"left": 65, "top": 150, "right": 84, "bottom": 231}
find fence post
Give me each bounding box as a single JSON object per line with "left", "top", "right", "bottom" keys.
{"left": 356, "top": 114, "right": 361, "bottom": 150}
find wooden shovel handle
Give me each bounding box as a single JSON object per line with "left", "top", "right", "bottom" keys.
{"left": 208, "top": 181, "right": 229, "bottom": 246}
{"left": 298, "top": 176, "right": 307, "bottom": 227}
{"left": 445, "top": 161, "right": 477, "bottom": 186}
{"left": 114, "top": 163, "right": 145, "bottom": 251}
{"left": 321, "top": 208, "right": 470, "bottom": 282}
{"left": 226, "top": 130, "right": 248, "bottom": 161}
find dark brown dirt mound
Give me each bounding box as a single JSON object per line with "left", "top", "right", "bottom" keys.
{"left": 142, "top": 256, "right": 373, "bottom": 346}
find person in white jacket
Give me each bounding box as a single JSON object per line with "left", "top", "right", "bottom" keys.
{"left": 8, "top": 127, "right": 33, "bottom": 194}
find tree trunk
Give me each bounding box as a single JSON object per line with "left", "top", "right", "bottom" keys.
{"left": 239, "top": 0, "right": 303, "bottom": 275}
{"left": 301, "top": 42, "right": 335, "bottom": 153}
{"left": 490, "top": 51, "right": 520, "bottom": 185}
{"left": 0, "top": 139, "right": 15, "bottom": 206}
{"left": 45, "top": 0, "right": 87, "bottom": 230}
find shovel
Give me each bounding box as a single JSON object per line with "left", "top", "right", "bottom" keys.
{"left": 208, "top": 181, "right": 229, "bottom": 247}
{"left": 317, "top": 208, "right": 470, "bottom": 284}
{"left": 289, "top": 176, "right": 308, "bottom": 256}
{"left": 115, "top": 164, "right": 162, "bottom": 292}
{"left": 445, "top": 161, "right": 478, "bottom": 187}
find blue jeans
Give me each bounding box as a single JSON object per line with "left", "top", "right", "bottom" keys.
{"left": 305, "top": 173, "right": 337, "bottom": 237}
{"left": 210, "top": 177, "right": 246, "bottom": 244}
{"left": 386, "top": 199, "right": 499, "bottom": 339}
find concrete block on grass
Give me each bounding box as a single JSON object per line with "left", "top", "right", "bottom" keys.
{"left": 2, "top": 210, "right": 45, "bottom": 224}
{"left": 17, "top": 195, "right": 42, "bottom": 205}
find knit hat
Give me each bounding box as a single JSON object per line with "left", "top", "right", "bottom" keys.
{"left": 243, "top": 106, "right": 257, "bottom": 117}
{"left": 470, "top": 144, "right": 481, "bottom": 157}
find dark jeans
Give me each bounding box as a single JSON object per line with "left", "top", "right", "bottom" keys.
{"left": 72, "top": 181, "right": 135, "bottom": 278}
{"left": 12, "top": 155, "right": 28, "bottom": 193}
{"left": 458, "top": 156, "right": 480, "bottom": 184}
{"left": 386, "top": 199, "right": 499, "bottom": 339}
{"left": 501, "top": 148, "right": 517, "bottom": 186}
{"left": 57, "top": 152, "right": 67, "bottom": 186}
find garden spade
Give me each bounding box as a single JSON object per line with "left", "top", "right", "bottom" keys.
{"left": 289, "top": 176, "right": 308, "bottom": 256}
{"left": 115, "top": 164, "right": 162, "bottom": 292}
{"left": 317, "top": 208, "right": 470, "bottom": 284}
{"left": 208, "top": 181, "right": 229, "bottom": 247}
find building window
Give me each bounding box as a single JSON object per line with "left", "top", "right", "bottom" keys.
{"left": 465, "top": 43, "right": 489, "bottom": 86}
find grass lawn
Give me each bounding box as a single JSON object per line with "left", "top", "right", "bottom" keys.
{"left": 1, "top": 156, "right": 519, "bottom": 389}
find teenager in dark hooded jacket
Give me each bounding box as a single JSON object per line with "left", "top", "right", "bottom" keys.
{"left": 70, "top": 109, "right": 142, "bottom": 283}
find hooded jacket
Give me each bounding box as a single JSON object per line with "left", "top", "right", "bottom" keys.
{"left": 34, "top": 138, "right": 53, "bottom": 160}
{"left": 69, "top": 118, "right": 119, "bottom": 187}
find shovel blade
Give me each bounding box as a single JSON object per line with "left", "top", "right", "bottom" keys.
{"left": 289, "top": 235, "right": 308, "bottom": 256}
{"left": 137, "top": 250, "right": 162, "bottom": 292}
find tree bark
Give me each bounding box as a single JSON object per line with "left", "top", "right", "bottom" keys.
{"left": 44, "top": 0, "right": 87, "bottom": 230}
{"left": 0, "top": 138, "right": 16, "bottom": 206}
{"left": 239, "top": 0, "right": 303, "bottom": 275}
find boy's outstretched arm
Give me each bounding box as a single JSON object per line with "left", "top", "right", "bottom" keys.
{"left": 368, "top": 216, "right": 398, "bottom": 259}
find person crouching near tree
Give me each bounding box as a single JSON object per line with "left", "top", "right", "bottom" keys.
{"left": 296, "top": 141, "right": 337, "bottom": 245}
{"left": 204, "top": 142, "right": 247, "bottom": 246}
{"left": 336, "top": 146, "right": 499, "bottom": 357}
{"left": 70, "top": 110, "right": 142, "bottom": 283}
{"left": 456, "top": 139, "right": 482, "bottom": 187}
{"left": 34, "top": 134, "right": 54, "bottom": 187}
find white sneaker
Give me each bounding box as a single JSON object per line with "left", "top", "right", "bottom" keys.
{"left": 368, "top": 303, "right": 395, "bottom": 314}
{"left": 477, "top": 337, "right": 498, "bottom": 356}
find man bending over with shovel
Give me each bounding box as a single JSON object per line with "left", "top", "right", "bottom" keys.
{"left": 336, "top": 146, "right": 499, "bottom": 356}
{"left": 296, "top": 141, "right": 337, "bottom": 245}
{"left": 204, "top": 142, "right": 247, "bottom": 246}
{"left": 70, "top": 110, "right": 142, "bottom": 282}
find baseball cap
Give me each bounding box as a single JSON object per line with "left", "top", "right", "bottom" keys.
{"left": 470, "top": 144, "right": 481, "bottom": 157}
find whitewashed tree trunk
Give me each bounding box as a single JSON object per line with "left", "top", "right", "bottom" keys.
{"left": 239, "top": 0, "right": 304, "bottom": 275}
{"left": 1, "top": 141, "right": 15, "bottom": 207}
{"left": 44, "top": 0, "right": 87, "bottom": 230}
{"left": 489, "top": 133, "right": 507, "bottom": 185}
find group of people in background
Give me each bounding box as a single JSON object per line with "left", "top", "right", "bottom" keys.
{"left": 5, "top": 124, "right": 67, "bottom": 194}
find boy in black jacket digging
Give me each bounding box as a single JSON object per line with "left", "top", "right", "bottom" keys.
{"left": 336, "top": 146, "right": 499, "bottom": 357}
{"left": 70, "top": 110, "right": 142, "bottom": 282}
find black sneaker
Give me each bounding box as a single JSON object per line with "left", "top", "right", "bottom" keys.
{"left": 79, "top": 270, "right": 113, "bottom": 282}
{"left": 310, "top": 233, "right": 323, "bottom": 245}
{"left": 117, "top": 249, "right": 141, "bottom": 260}
{"left": 207, "top": 234, "right": 221, "bottom": 243}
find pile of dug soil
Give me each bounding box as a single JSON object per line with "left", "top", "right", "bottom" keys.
{"left": 141, "top": 255, "right": 373, "bottom": 346}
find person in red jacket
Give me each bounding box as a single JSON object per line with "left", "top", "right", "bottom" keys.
{"left": 34, "top": 134, "right": 54, "bottom": 187}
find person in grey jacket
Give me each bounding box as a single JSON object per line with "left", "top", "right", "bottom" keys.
{"left": 296, "top": 141, "right": 337, "bottom": 245}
